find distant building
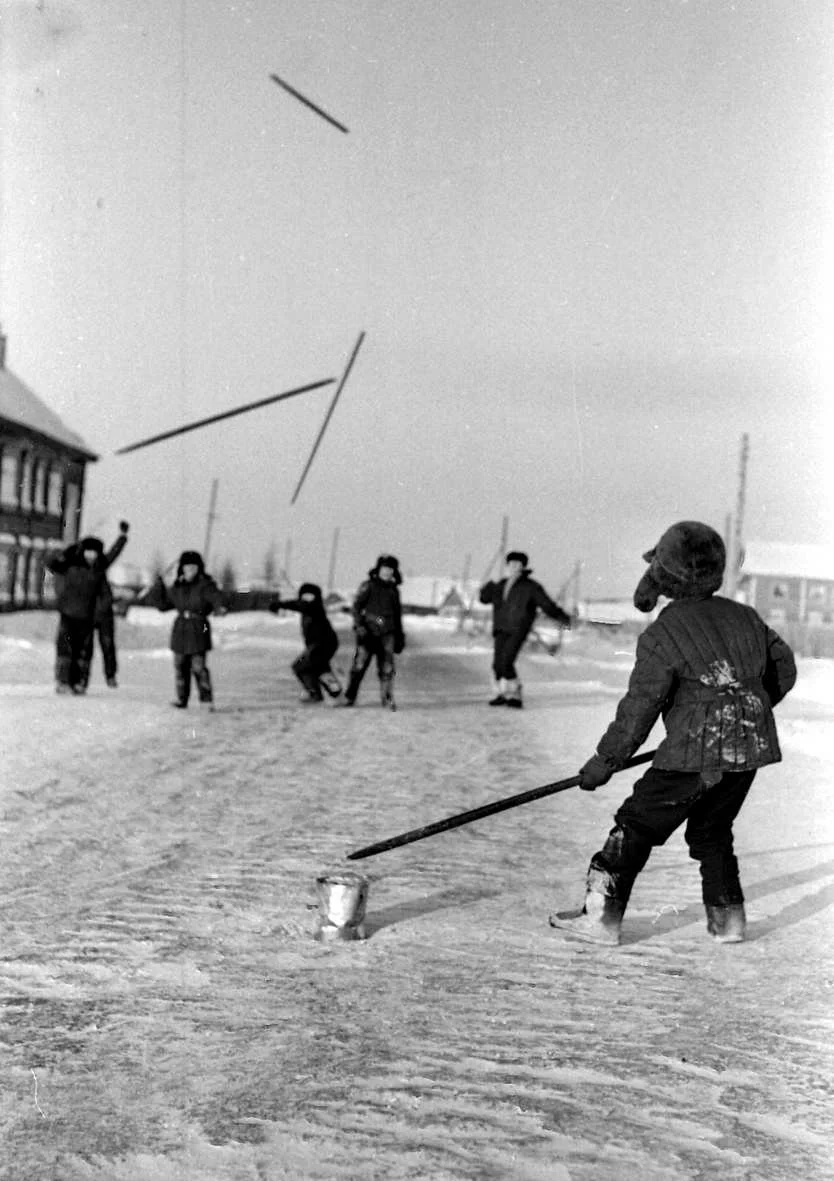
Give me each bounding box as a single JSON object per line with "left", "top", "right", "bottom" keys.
{"left": 738, "top": 542, "right": 834, "bottom": 627}
{"left": 0, "top": 331, "right": 97, "bottom": 609}
{"left": 399, "top": 576, "right": 482, "bottom": 617}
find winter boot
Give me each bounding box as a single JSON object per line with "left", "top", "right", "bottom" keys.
{"left": 342, "top": 670, "right": 363, "bottom": 707}
{"left": 319, "top": 670, "right": 343, "bottom": 699}
{"left": 380, "top": 679, "right": 396, "bottom": 711}
{"left": 505, "top": 679, "right": 523, "bottom": 709}
{"left": 549, "top": 869, "right": 626, "bottom": 945}
{"left": 489, "top": 678, "right": 507, "bottom": 706}
{"left": 705, "top": 903, "right": 746, "bottom": 943}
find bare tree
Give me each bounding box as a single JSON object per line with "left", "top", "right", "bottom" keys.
{"left": 263, "top": 545, "right": 278, "bottom": 588}
{"left": 219, "top": 560, "right": 237, "bottom": 594}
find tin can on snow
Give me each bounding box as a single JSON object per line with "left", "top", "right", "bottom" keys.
{"left": 314, "top": 871, "right": 369, "bottom": 942}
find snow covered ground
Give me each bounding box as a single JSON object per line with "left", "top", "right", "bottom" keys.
{"left": 1, "top": 610, "right": 833, "bottom": 1181}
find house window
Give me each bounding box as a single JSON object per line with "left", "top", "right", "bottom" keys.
{"left": 770, "top": 582, "right": 788, "bottom": 601}
{"left": 1, "top": 450, "right": 17, "bottom": 507}
{"left": 33, "top": 460, "right": 48, "bottom": 513}
{"left": 13, "top": 546, "right": 29, "bottom": 604}
{"left": 47, "top": 468, "right": 64, "bottom": 516}
{"left": 0, "top": 546, "right": 13, "bottom": 603}
{"left": 18, "top": 451, "right": 32, "bottom": 510}
{"left": 27, "top": 549, "right": 43, "bottom": 603}
{"left": 807, "top": 583, "right": 828, "bottom": 608}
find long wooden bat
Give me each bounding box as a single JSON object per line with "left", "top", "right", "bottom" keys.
{"left": 346, "top": 750, "right": 657, "bottom": 860}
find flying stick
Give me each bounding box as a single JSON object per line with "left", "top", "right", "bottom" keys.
{"left": 115, "top": 379, "right": 335, "bottom": 456}
{"left": 290, "top": 332, "right": 366, "bottom": 505}
{"left": 269, "top": 73, "right": 349, "bottom": 134}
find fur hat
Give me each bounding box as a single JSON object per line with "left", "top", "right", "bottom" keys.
{"left": 634, "top": 521, "right": 726, "bottom": 613}
{"left": 371, "top": 554, "right": 402, "bottom": 584}
{"left": 177, "top": 550, "right": 205, "bottom": 576}
{"left": 505, "top": 551, "right": 529, "bottom": 569}
{"left": 79, "top": 536, "right": 104, "bottom": 555}
{"left": 298, "top": 582, "right": 323, "bottom": 600}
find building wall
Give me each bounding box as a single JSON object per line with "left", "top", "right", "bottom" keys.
{"left": 746, "top": 574, "right": 834, "bottom": 627}
{"left": 0, "top": 426, "right": 89, "bottom": 609}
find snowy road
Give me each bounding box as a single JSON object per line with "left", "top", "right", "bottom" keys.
{"left": 1, "top": 613, "right": 833, "bottom": 1180}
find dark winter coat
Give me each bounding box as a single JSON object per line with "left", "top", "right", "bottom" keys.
{"left": 46, "top": 545, "right": 108, "bottom": 621}
{"left": 479, "top": 573, "right": 571, "bottom": 638}
{"left": 353, "top": 574, "right": 405, "bottom": 652}
{"left": 150, "top": 573, "right": 223, "bottom": 655}
{"left": 94, "top": 534, "right": 128, "bottom": 623}
{"left": 595, "top": 595, "right": 797, "bottom": 775}
{"left": 275, "top": 587, "right": 339, "bottom": 661}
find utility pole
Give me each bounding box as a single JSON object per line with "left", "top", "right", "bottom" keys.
{"left": 327, "top": 527, "right": 340, "bottom": 593}
{"left": 726, "top": 434, "right": 749, "bottom": 598}
{"left": 203, "top": 479, "right": 219, "bottom": 566}
{"left": 283, "top": 537, "right": 293, "bottom": 587}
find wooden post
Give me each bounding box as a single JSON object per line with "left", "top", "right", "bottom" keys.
{"left": 327, "top": 527, "right": 340, "bottom": 593}
{"left": 203, "top": 479, "right": 219, "bottom": 565}
{"left": 727, "top": 435, "right": 749, "bottom": 599}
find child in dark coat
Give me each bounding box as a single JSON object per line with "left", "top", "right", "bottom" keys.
{"left": 270, "top": 582, "right": 342, "bottom": 703}
{"left": 46, "top": 535, "right": 111, "bottom": 694}
{"left": 149, "top": 550, "right": 223, "bottom": 710}
{"left": 550, "top": 521, "right": 797, "bottom": 946}
{"left": 80, "top": 521, "right": 130, "bottom": 690}
{"left": 479, "top": 551, "right": 571, "bottom": 707}
{"left": 343, "top": 555, "right": 405, "bottom": 710}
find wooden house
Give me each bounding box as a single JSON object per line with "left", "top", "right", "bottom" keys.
{"left": 0, "top": 331, "right": 97, "bottom": 609}
{"left": 738, "top": 541, "right": 834, "bottom": 627}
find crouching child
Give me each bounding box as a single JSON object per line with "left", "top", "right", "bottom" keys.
{"left": 270, "top": 582, "right": 342, "bottom": 703}
{"left": 550, "top": 521, "right": 796, "bottom": 947}
{"left": 147, "top": 550, "right": 223, "bottom": 710}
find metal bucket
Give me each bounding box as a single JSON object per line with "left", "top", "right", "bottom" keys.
{"left": 314, "top": 870, "right": 369, "bottom": 942}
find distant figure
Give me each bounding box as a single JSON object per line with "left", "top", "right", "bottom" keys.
{"left": 270, "top": 582, "right": 342, "bottom": 703}
{"left": 343, "top": 555, "right": 405, "bottom": 710}
{"left": 148, "top": 550, "right": 223, "bottom": 710}
{"left": 479, "top": 551, "right": 571, "bottom": 708}
{"left": 80, "top": 520, "right": 130, "bottom": 690}
{"left": 45, "top": 535, "right": 110, "bottom": 694}
{"left": 550, "top": 521, "right": 797, "bottom": 947}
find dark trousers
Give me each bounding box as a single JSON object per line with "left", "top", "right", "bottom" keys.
{"left": 590, "top": 766, "right": 756, "bottom": 908}
{"left": 346, "top": 634, "right": 395, "bottom": 702}
{"left": 492, "top": 630, "right": 526, "bottom": 680}
{"left": 55, "top": 616, "right": 94, "bottom": 688}
{"left": 174, "top": 652, "right": 213, "bottom": 705}
{"left": 292, "top": 644, "right": 338, "bottom": 699}
{"left": 80, "top": 614, "right": 118, "bottom": 686}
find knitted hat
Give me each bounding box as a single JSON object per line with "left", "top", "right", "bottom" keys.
{"left": 634, "top": 521, "right": 726, "bottom": 612}
{"left": 79, "top": 536, "right": 104, "bottom": 555}
{"left": 505, "top": 551, "right": 529, "bottom": 568}
{"left": 177, "top": 550, "right": 205, "bottom": 575}
{"left": 298, "top": 582, "right": 323, "bottom": 600}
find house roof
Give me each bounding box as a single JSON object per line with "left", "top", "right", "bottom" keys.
{"left": 741, "top": 541, "right": 834, "bottom": 583}
{"left": 0, "top": 365, "right": 97, "bottom": 459}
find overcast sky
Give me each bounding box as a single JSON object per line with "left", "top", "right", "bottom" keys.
{"left": 1, "top": 0, "right": 832, "bottom": 597}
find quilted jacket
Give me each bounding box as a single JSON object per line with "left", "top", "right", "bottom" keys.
{"left": 596, "top": 595, "right": 796, "bottom": 774}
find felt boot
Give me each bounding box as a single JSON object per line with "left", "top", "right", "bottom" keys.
{"left": 549, "top": 869, "right": 626, "bottom": 945}
{"left": 705, "top": 903, "right": 746, "bottom": 943}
